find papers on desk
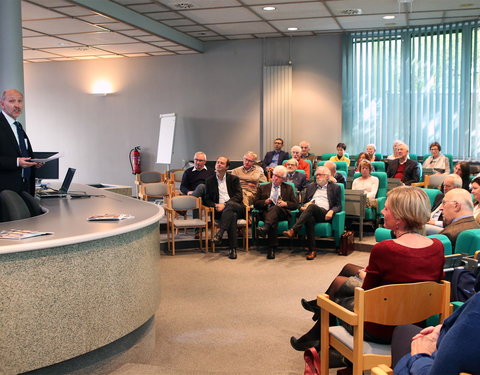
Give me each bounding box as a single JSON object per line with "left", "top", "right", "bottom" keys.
{"left": 30, "top": 152, "right": 63, "bottom": 163}
{"left": 0, "top": 229, "right": 53, "bottom": 240}
{"left": 87, "top": 213, "right": 134, "bottom": 221}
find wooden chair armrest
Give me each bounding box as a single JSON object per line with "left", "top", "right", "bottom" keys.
{"left": 371, "top": 364, "right": 393, "bottom": 375}
{"left": 317, "top": 293, "right": 358, "bottom": 326}
{"left": 411, "top": 182, "right": 426, "bottom": 187}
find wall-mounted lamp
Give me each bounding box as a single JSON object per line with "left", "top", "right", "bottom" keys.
{"left": 91, "top": 79, "right": 114, "bottom": 96}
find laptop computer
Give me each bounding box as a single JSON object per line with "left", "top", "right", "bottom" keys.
{"left": 37, "top": 168, "right": 76, "bottom": 198}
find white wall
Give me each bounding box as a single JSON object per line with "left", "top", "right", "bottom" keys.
{"left": 23, "top": 34, "right": 342, "bottom": 189}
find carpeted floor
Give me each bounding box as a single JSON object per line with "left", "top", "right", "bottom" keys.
{"left": 125, "top": 246, "right": 371, "bottom": 375}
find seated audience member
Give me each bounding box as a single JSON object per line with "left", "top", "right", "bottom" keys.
{"left": 387, "top": 139, "right": 404, "bottom": 160}
{"left": 329, "top": 142, "right": 350, "bottom": 167}
{"left": 262, "top": 138, "right": 289, "bottom": 173}
{"left": 387, "top": 143, "right": 420, "bottom": 185}
{"left": 232, "top": 151, "right": 267, "bottom": 206}
{"left": 425, "top": 174, "right": 463, "bottom": 235}
{"left": 453, "top": 161, "right": 471, "bottom": 191}
{"left": 324, "top": 160, "right": 346, "bottom": 187}
{"left": 470, "top": 176, "right": 480, "bottom": 224}
{"left": 180, "top": 151, "right": 214, "bottom": 197}
{"left": 204, "top": 156, "right": 244, "bottom": 260}
{"left": 283, "top": 166, "right": 342, "bottom": 260}
{"left": 284, "top": 158, "right": 307, "bottom": 192}
{"left": 352, "top": 160, "right": 379, "bottom": 208}
{"left": 423, "top": 142, "right": 450, "bottom": 174}
{"left": 391, "top": 291, "right": 480, "bottom": 375}
{"left": 290, "top": 186, "right": 444, "bottom": 352}
{"left": 299, "top": 140, "right": 317, "bottom": 166}
{"left": 366, "top": 144, "right": 380, "bottom": 161}
{"left": 254, "top": 166, "right": 298, "bottom": 260}
{"left": 290, "top": 145, "right": 311, "bottom": 180}
{"left": 355, "top": 152, "right": 369, "bottom": 172}
{"left": 440, "top": 188, "right": 480, "bottom": 248}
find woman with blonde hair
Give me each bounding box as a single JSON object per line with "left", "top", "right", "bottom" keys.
{"left": 291, "top": 186, "right": 444, "bottom": 352}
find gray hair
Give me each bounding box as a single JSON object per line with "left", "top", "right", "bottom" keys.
{"left": 273, "top": 165, "right": 287, "bottom": 178}
{"left": 315, "top": 166, "right": 331, "bottom": 176}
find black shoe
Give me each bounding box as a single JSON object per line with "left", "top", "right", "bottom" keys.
{"left": 290, "top": 336, "right": 319, "bottom": 352}
{"left": 228, "top": 248, "right": 237, "bottom": 259}
{"left": 212, "top": 232, "right": 222, "bottom": 245}
{"left": 257, "top": 226, "right": 267, "bottom": 238}
{"left": 301, "top": 298, "right": 318, "bottom": 313}
{"left": 267, "top": 249, "right": 275, "bottom": 259}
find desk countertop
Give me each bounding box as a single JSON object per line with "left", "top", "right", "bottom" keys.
{"left": 0, "top": 183, "right": 163, "bottom": 255}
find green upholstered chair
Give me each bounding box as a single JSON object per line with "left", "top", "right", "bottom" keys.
{"left": 353, "top": 171, "right": 388, "bottom": 225}
{"left": 320, "top": 152, "right": 349, "bottom": 161}
{"left": 374, "top": 228, "right": 452, "bottom": 255}
{"left": 371, "top": 161, "right": 386, "bottom": 172}
{"left": 455, "top": 229, "right": 480, "bottom": 256}
{"left": 423, "top": 188, "right": 442, "bottom": 207}
{"left": 297, "top": 183, "right": 346, "bottom": 248}
{"left": 317, "top": 160, "right": 348, "bottom": 174}
{"left": 409, "top": 153, "right": 418, "bottom": 161}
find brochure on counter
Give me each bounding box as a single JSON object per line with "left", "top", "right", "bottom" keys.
{"left": 0, "top": 229, "right": 53, "bottom": 240}
{"left": 87, "top": 213, "right": 134, "bottom": 221}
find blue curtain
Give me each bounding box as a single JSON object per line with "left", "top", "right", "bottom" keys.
{"left": 342, "top": 22, "right": 480, "bottom": 161}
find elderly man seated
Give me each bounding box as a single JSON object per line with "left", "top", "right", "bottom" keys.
{"left": 254, "top": 165, "right": 298, "bottom": 259}
{"left": 290, "top": 145, "right": 311, "bottom": 180}
{"left": 231, "top": 151, "right": 267, "bottom": 207}
{"left": 283, "top": 166, "right": 342, "bottom": 260}
{"left": 440, "top": 188, "right": 480, "bottom": 248}
{"left": 299, "top": 140, "right": 317, "bottom": 166}
{"left": 386, "top": 143, "right": 420, "bottom": 185}
{"left": 284, "top": 158, "right": 307, "bottom": 192}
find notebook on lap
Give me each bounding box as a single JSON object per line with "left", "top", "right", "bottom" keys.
{"left": 37, "top": 168, "right": 76, "bottom": 198}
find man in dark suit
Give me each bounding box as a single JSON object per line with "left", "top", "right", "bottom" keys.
{"left": 204, "top": 156, "right": 244, "bottom": 259}
{"left": 261, "top": 138, "right": 290, "bottom": 173}
{"left": 254, "top": 165, "right": 298, "bottom": 259}
{"left": 283, "top": 166, "right": 342, "bottom": 260}
{"left": 440, "top": 188, "right": 480, "bottom": 249}
{"left": 285, "top": 158, "right": 307, "bottom": 192}
{"left": 386, "top": 143, "right": 420, "bottom": 185}
{"left": 0, "top": 89, "right": 40, "bottom": 195}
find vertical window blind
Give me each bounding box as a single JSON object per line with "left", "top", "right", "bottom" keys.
{"left": 342, "top": 22, "right": 480, "bottom": 160}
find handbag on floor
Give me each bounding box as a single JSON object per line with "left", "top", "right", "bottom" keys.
{"left": 304, "top": 346, "right": 320, "bottom": 375}
{"left": 338, "top": 230, "right": 355, "bottom": 256}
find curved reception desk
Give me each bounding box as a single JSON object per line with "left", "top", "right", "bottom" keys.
{"left": 0, "top": 184, "right": 163, "bottom": 375}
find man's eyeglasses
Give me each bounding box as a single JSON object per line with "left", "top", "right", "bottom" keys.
{"left": 274, "top": 141, "right": 283, "bottom": 144}
{"left": 315, "top": 173, "right": 328, "bottom": 177}
{"left": 442, "top": 200, "right": 458, "bottom": 206}
{"left": 286, "top": 163, "right": 296, "bottom": 167}
{"left": 244, "top": 158, "right": 255, "bottom": 163}
{"left": 194, "top": 158, "right": 206, "bottom": 162}
{"left": 272, "top": 174, "right": 285, "bottom": 179}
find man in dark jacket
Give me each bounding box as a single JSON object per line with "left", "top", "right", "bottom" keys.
{"left": 386, "top": 143, "right": 420, "bottom": 185}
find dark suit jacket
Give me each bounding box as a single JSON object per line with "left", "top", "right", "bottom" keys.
{"left": 254, "top": 182, "right": 298, "bottom": 212}
{"left": 432, "top": 193, "right": 444, "bottom": 212}
{"left": 0, "top": 112, "right": 34, "bottom": 194}
{"left": 262, "top": 150, "right": 290, "bottom": 168}
{"left": 203, "top": 173, "right": 243, "bottom": 207}
{"left": 285, "top": 171, "right": 307, "bottom": 192}
{"left": 441, "top": 216, "right": 480, "bottom": 248}
{"left": 386, "top": 158, "right": 420, "bottom": 185}
{"left": 302, "top": 182, "right": 342, "bottom": 214}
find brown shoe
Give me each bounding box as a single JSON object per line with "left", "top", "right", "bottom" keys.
{"left": 283, "top": 228, "right": 295, "bottom": 239}
{"left": 306, "top": 250, "right": 317, "bottom": 260}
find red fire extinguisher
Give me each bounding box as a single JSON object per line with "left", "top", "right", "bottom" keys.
{"left": 129, "top": 146, "right": 141, "bottom": 174}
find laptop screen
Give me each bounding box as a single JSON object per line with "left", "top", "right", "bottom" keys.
{"left": 59, "top": 168, "right": 76, "bottom": 193}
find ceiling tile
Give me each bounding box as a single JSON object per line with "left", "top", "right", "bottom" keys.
{"left": 409, "top": 19, "right": 443, "bottom": 26}
{"left": 176, "top": 25, "right": 208, "bottom": 32}
{"left": 179, "top": 7, "right": 260, "bottom": 24}
{"left": 97, "top": 43, "right": 165, "bottom": 54}
{"left": 208, "top": 21, "right": 277, "bottom": 35}
{"left": 413, "top": 0, "right": 480, "bottom": 12}
{"left": 22, "top": 29, "right": 43, "bottom": 37}
{"left": 136, "top": 35, "right": 167, "bottom": 42}
{"left": 325, "top": 0, "right": 400, "bottom": 16}
{"left": 227, "top": 34, "right": 255, "bottom": 39}
{"left": 251, "top": 3, "right": 330, "bottom": 20}
{"left": 337, "top": 14, "right": 407, "bottom": 29}
{"left": 41, "top": 46, "right": 108, "bottom": 57}
{"left": 149, "top": 51, "right": 176, "bottom": 55}
{"left": 61, "top": 31, "right": 137, "bottom": 45}
{"left": 53, "top": 5, "right": 96, "bottom": 17}
{"left": 27, "top": 0, "right": 71, "bottom": 6}
{"left": 23, "top": 18, "right": 105, "bottom": 34}
{"left": 128, "top": 3, "right": 169, "bottom": 12}
{"left": 22, "top": 2, "right": 65, "bottom": 20}
{"left": 408, "top": 12, "right": 444, "bottom": 20}
{"left": 23, "top": 36, "right": 80, "bottom": 48}
{"left": 118, "top": 29, "right": 151, "bottom": 36}
{"left": 270, "top": 17, "right": 340, "bottom": 32}
{"left": 162, "top": 19, "right": 196, "bottom": 26}
{"left": 253, "top": 32, "right": 283, "bottom": 38}
{"left": 446, "top": 9, "right": 480, "bottom": 17}
{"left": 152, "top": 41, "right": 178, "bottom": 47}
{"left": 199, "top": 36, "right": 227, "bottom": 41}
{"left": 157, "top": 0, "right": 241, "bottom": 9}
{"left": 188, "top": 31, "right": 218, "bottom": 37}
{"left": 147, "top": 12, "right": 182, "bottom": 20}
{"left": 112, "top": 0, "right": 152, "bottom": 4}
{"left": 23, "top": 49, "right": 61, "bottom": 59}
{"left": 242, "top": 0, "right": 316, "bottom": 4}
{"left": 78, "top": 14, "right": 118, "bottom": 24}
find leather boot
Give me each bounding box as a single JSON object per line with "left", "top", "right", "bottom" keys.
{"left": 267, "top": 248, "right": 276, "bottom": 259}
{"left": 283, "top": 228, "right": 295, "bottom": 239}
{"left": 306, "top": 250, "right": 317, "bottom": 260}
{"left": 228, "top": 248, "right": 237, "bottom": 259}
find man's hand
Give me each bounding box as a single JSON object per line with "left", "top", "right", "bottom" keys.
{"left": 411, "top": 325, "right": 442, "bottom": 356}
{"left": 35, "top": 162, "right": 45, "bottom": 168}
{"left": 325, "top": 210, "right": 334, "bottom": 220}
{"left": 18, "top": 157, "right": 37, "bottom": 168}
{"left": 265, "top": 197, "right": 273, "bottom": 205}
{"left": 329, "top": 176, "right": 337, "bottom": 183}
{"left": 187, "top": 191, "right": 193, "bottom": 195}
{"left": 215, "top": 203, "right": 225, "bottom": 212}
{"left": 277, "top": 198, "right": 287, "bottom": 207}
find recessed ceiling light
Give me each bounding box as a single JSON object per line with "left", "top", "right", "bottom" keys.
{"left": 287, "top": 27, "right": 298, "bottom": 31}
{"left": 383, "top": 15, "right": 396, "bottom": 20}
{"left": 263, "top": 6, "right": 276, "bottom": 11}
{"left": 341, "top": 9, "right": 362, "bottom": 15}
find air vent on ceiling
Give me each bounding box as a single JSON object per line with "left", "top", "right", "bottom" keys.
{"left": 174, "top": 2, "right": 194, "bottom": 9}
{"left": 341, "top": 9, "right": 362, "bottom": 16}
